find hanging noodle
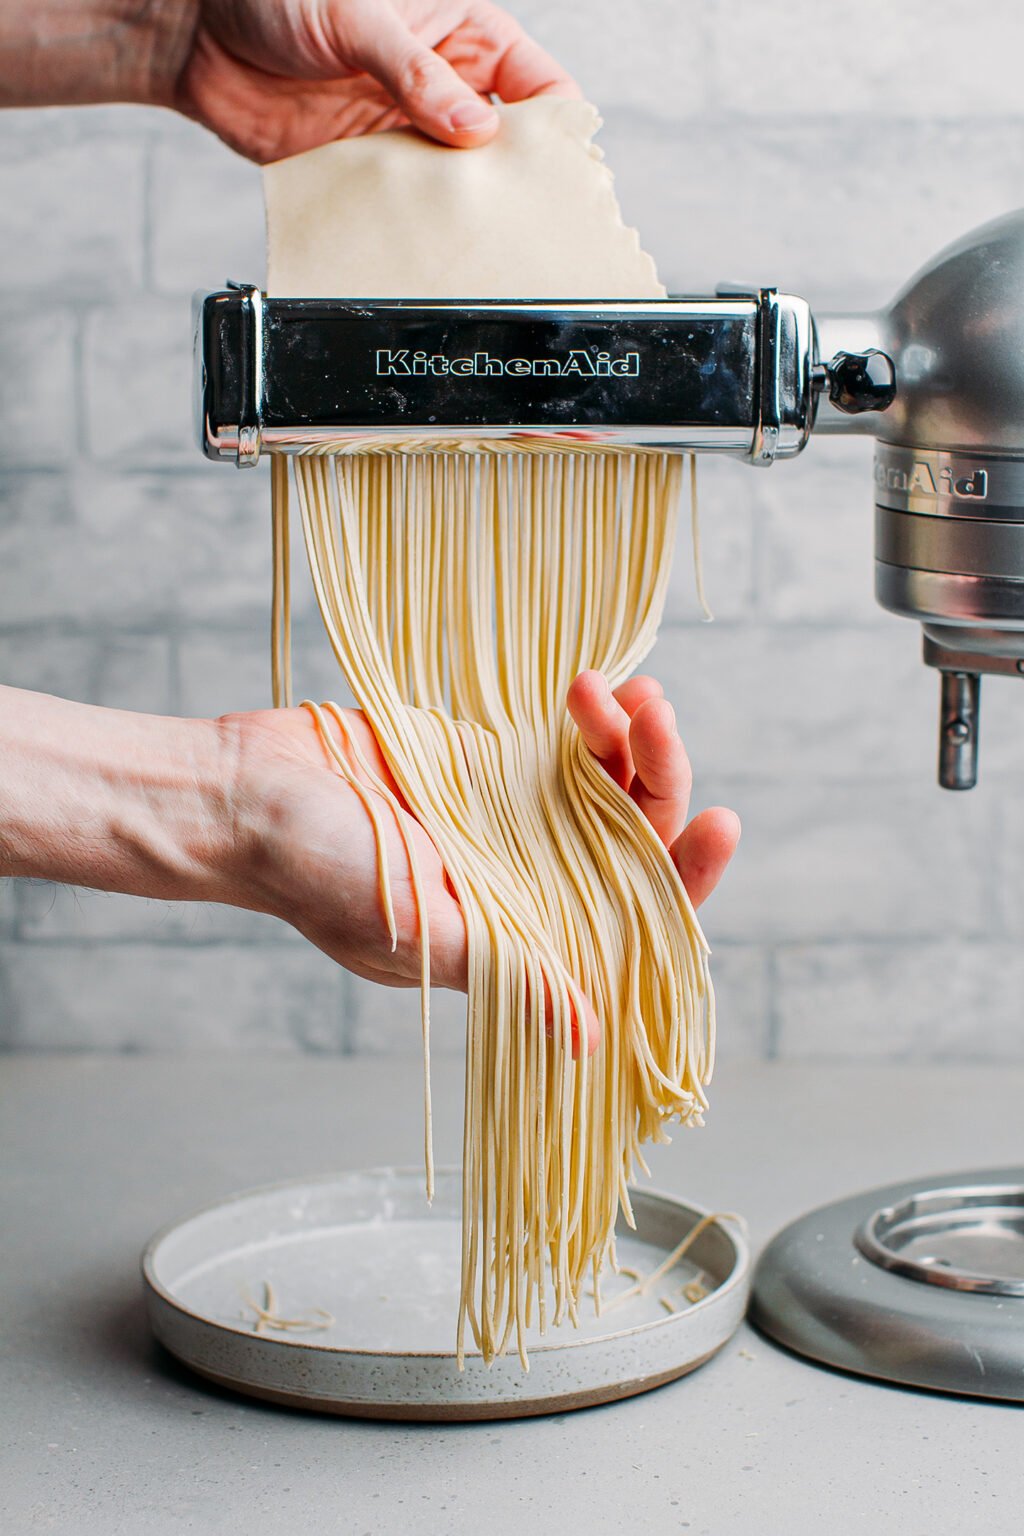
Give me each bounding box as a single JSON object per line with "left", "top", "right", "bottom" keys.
{"left": 270, "top": 453, "right": 293, "bottom": 709}
{"left": 271, "top": 441, "right": 715, "bottom": 1370}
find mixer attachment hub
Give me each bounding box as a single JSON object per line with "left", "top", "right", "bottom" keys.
{"left": 822, "top": 348, "right": 897, "bottom": 415}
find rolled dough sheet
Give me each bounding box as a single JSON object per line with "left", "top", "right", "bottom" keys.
{"left": 263, "top": 97, "right": 664, "bottom": 300}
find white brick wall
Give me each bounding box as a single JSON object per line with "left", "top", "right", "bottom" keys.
{"left": 664, "top": 458, "right": 757, "bottom": 624}
{"left": 0, "top": 1, "right": 1021, "bottom": 1060}
{"left": 0, "top": 470, "right": 278, "bottom": 628}
{"left": 598, "top": 114, "right": 1024, "bottom": 312}
{"left": 0, "top": 138, "right": 144, "bottom": 294}
{"left": 149, "top": 125, "right": 265, "bottom": 295}
{"left": 698, "top": 779, "right": 997, "bottom": 944}
{"left": 0, "top": 629, "right": 173, "bottom": 714}
{"left": 82, "top": 298, "right": 195, "bottom": 466}
{"left": 0, "top": 940, "right": 344, "bottom": 1050}
{"left": 775, "top": 942, "right": 1024, "bottom": 1061}
{"left": 175, "top": 626, "right": 353, "bottom": 718}
{"left": 706, "top": 1, "right": 1024, "bottom": 120}
{"left": 13, "top": 878, "right": 302, "bottom": 945}
{"left": 0, "top": 309, "right": 78, "bottom": 468}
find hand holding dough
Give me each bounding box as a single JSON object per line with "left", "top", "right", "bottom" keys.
{"left": 177, "top": 0, "right": 580, "bottom": 161}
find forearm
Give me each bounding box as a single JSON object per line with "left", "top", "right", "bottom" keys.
{"left": 0, "top": 0, "right": 198, "bottom": 109}
{"left": 0, "top": 685, "right": 248, "bottom": 904}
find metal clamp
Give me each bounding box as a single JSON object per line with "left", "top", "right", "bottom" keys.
{"left": 227, "top": 281, "right": 264, "bottom": 468}
{"left": 748, "top": 288, "right": 782, "bottom": 466}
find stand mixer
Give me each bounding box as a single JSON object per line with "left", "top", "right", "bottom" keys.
{"left": 194, "top": 207, "right": 1024, "bottom": 1398}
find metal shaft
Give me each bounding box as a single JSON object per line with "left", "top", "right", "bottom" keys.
{"left": 938, "top": 670, "right": 981, "bottom": 790}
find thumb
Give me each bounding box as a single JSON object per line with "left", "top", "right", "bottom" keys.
{"left": 338, "top": 1, "right": 500, "bottom": 147}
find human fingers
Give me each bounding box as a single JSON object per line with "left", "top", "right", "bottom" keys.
{"left": 435, "top": 922, "right": 599, "bottom": 1058}
{"left": 468, "top": 2, "right": 582, "bottom": 102}
{"left": 627, "top": 697, "right": 692, "bottom": 848}
{"left": 572, "top": 992, "right": 601, "bottom": 1058}
{"left": 541, "top": 972, "right": 601, "bottom": 1058}
{"left": 337, "top": 0, "right": 499, "bottom": 146}
{"left": 670, "top": 807, "right": 741, "bottom": 908}
{"left": 612, "top": 674, "right": 664, "bottom": 718}
{"left": 342, "top": 964, "right": 596, "bottom": 1059}
{"left": 383, "top": 927, "right": 598, "bottom": 1058}
{"left": 566, "top": 670, "right": 633, "bottom": 790}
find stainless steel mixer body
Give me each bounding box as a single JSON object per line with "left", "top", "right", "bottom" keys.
{"left": 195, "top": 208, "right": 1024, "bottom": 789}
{"left": 816, "top": 207, "right": 1024, "bottom": 790}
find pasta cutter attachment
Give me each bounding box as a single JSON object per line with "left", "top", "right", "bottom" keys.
{"left": 195, "top": 288, "right": 817, "bottom": 463}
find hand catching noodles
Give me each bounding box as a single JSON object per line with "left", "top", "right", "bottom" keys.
{"left": 214, "top": 678, "right": 739, "bottom": 1051}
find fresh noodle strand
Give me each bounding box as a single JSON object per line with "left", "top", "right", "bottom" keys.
{"left": 690, "top": 453, "right": 713, "bottom": 622}
{"left": 271, "top": 453, "right": 293, "bottom": 707}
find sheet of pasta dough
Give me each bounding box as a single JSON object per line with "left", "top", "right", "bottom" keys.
{"left": 263, "top": 97, "right": 665, "bottom": 300}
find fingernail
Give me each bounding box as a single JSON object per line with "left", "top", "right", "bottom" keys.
{"left": 447, "top": 98, "right": 497, "bottom": 133}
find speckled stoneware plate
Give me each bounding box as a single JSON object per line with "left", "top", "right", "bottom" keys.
{"left": 142, "top": 1167, "right": 749, "bottom": 1421}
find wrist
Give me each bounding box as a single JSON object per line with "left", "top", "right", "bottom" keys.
{"left": 203, "top": 710, "right": 280, "bottom": 915}
{"left": 0, "top": 688, "right": 246, "bottom": 906}
{"left": 0, "top": 1, "right": 199, "bottom": 110}
{"left": 148, "top": 709, "right": 263, "bottom": 906}
{"left": 141, "top": 0, "right": 201, "bottom": 110}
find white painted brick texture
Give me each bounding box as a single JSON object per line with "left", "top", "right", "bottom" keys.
{"left": 0, "top": 470, "right": 273, "bottom": 628}
{"left": 0, "top": 630, "right": 173, "bottom": 713}
{"left": 13, "top": 879, "right": 304, "bottom": 946}
{"left": 695, "top": 779, "right": 996, "bottom": 944}
{"left": 150, "top": 126, "right": 265, "bottom": 295}
{"left": 0, "top": 941, "right": 345, "bottom": 1051}
{"left": 82, "top": 299, "right": 195, "bottom": 466}
{"left": 0, "top": 138, "right": 144, "bottom": 295}
{"left": 603, "top": 116, "right": 1024, "bottom": 311}
{"left": 776, "top": 942, "right": 1024, "bottom": 1061}
{"left": 0, "top": 310, "right": 77, "bottom": 468}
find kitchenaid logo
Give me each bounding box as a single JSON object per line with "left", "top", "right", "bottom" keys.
{"left": 876, "top": 460, "right": 988, "bottom": 501}
{"left": 374, "top": 348, "right": 641, "bottom": 379}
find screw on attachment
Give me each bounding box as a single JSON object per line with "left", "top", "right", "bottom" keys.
{"left": 825, "top": 349, "right": 897, "bottom": 415}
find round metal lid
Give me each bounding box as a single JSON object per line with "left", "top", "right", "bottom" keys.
{"left": 855, "top": 1183, "right": 1024, "bottom": 1297}
{"left": 750, "top": 1166, "right": 1024, "bottom": 1401}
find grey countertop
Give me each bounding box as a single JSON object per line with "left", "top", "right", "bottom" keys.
{"left": 2, "top": 1052, "right": 1022, "bottom": 1536}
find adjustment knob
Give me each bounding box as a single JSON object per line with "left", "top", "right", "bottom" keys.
{"left": 825, "top": 349, "right": 897, "bottom": 414}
